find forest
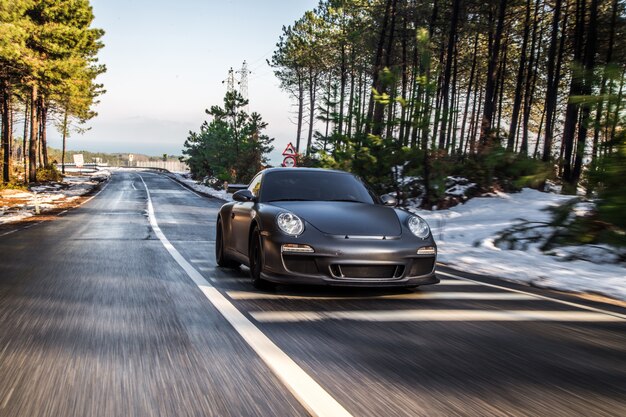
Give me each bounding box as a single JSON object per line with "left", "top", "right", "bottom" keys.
{"left": 267, "top": 0, "right": 625, "bottom": 214}
{"left": 0, "top": 0, "right": 104, "bottom": 183}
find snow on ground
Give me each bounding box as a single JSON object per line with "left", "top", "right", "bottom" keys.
{"left": 414, "top": 189, "right": 626, "bottom": 301}
{"left": 170, "top": 171, "right": 625, "bottom": 300}
{"left": 171, "top": 173, "right": 233, "bottom": 201}
{"left": 0, "top": 169, "right": 111, "bottom": 225}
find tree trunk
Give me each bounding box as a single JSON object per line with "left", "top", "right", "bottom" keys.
{"left": 338, "top": 43, "right": 347, "bottom": 138}
{"left": 591, "top": 0, "right": 617, "bottom": 160}
{"left": 61, "top": 109, "right": 69, "bottom": 175}
{"left": 438, "top": 0, "right": 461, "bottom": 150}
{"left": 562, "top": 0, "right": 586, "bottom": 184}
{"left": 23, "top": 97, "right": 28, "bottom": 177}
{"left": 365, "top": 0, "right": 393, "bottom": 136}
{"left": 572, "top": 0, "right": 599, "bottom": 182}
{"left": 1, "top": 81, "right": 12, "bottom": 183}
{"left": 520, "top": 0, "right": 542, "bottom": 155}
{"left": 399, "top": 16, "right": 408, "bottom": 145}
{"left": 28, "top": 85, "right": 38, "bottom": 183}
{"left": 542, "top": 0, "right": 563, "bottom": 161}
{"left": 372, "top": 0, "right": 397, "bottom": 137}
{"left": 306, "top": 70, "right": 317, "bottom": 155}
{"left": 459, "top": 33, "right": 479, "bottom": 156}
{"left": 508, "top": 0, "right": 532, "bottom": 150}
{"left": 40, "top": 98, "right": 49, "bottom": 166}
{"left": 295, "top": 74, "right": 304, "bottom": 153}
{"left": 479, "top": 0, "right": 508, "bottom": 147}
{"left": 347, "top": 50, "right": 356, "bottom": 139}
{"left": 496, "top": 36, "right": 508, "bottom": 139}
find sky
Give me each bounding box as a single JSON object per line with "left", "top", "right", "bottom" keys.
{"left": 45, "top": 0, "right": 319, "bottom": 163}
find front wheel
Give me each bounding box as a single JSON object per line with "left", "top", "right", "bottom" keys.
{"left": 249, "top": 227, "right": 275, "bottom": 290}
{"left": 216, "top": 220, "right": 240, "bottom": 269}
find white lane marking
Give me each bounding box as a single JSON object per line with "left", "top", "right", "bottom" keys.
{"left": 0, "top": 230, "right": 17, "bottom": 237}
{"left": 190, "top": 259, "right": 211, "bottom": 263}
{"left": 250, "top": 309, "right": 625, "bottom": 323}
{"left": 138, "top": 174, "right": 353, "bottom": 417}
{"left": 131, "top": 182, "right": 137, "bottom": 190}
{"left": 437, "top": 271, "right": 626, "bottom": 320}
{"left": 57, "top": 210, "right": 68, "bottom": 216}
{"left": 438, "top": 279, "right": 479, "bottom": 286}
{"left": 226, "top": 291, "right": 536, "bottom": 301}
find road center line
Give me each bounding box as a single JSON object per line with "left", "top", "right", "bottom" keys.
{"left": 138, "top": 174, "right": 353, "bottom": 417}
{"left": 226, "top": 290, "right": 536, "bottom": 301}
{"left": 437, "top": 270, "right": 626, "bottom": 320}
{"left": 250, "top": 309, "right": 625, "bottom": 323}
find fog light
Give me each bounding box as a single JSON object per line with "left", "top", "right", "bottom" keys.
{"left": 281, "top": 244, "right": 315, "bottom": 253}
{"left": 417, "top": 246, "right": 436, "bottom": 255}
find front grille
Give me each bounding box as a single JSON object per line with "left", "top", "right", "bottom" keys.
{"left": 283, "top": 255, "right": 319, "bottom": 275}
{"left": 333, "top": 264, "right": 404, "bottom": 279}
{"left": 408, "top": 258, "right": 436, "bottom": 277}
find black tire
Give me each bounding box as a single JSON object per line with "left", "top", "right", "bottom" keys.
{"left": 249, "top": 227, "right": 275, "bottom": 290}
{"left": 216, "top": 220, "right": 240, "bottom": 269}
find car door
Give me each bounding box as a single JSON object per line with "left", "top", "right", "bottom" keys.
{"left": 231, "top": 173, "right": 262, "bottom": 255}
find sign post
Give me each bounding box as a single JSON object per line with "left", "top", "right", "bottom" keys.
{"left": 73, "top": 154, "right": 84, "bottom": 174}
{"left": 281, "top": 142, "right": 298, "bottom": 167}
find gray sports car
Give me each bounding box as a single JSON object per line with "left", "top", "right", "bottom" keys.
{"left": 215, "top": 167, "right": 438, "bottom": 289}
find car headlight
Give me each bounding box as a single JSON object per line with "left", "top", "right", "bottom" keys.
{"left": 408, "top": 215, "right": 430, "bottom": 239}
{"left": 276, "top": 212, "right": 304, "bottom": 236}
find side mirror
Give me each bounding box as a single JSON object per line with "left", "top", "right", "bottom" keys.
{"left": 380, "top": 194, "right": 398, "bottom": 207}
{"left": 233, "top": 189, "right": 256, "bottom": 202}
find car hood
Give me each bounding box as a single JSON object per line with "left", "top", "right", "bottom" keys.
{"left": 270, "top": 201, "right": 402, "bottom": 236}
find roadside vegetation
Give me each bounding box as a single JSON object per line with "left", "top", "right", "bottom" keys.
{"left": 184, "top": 0, "right": 625, "bottom": 254}
{"left": 268, "top": 0, "right": 625, "bottom": 250}
{"left": 183, "top": 92, "right": 274, "bottom": 185}
{"left": 0, "top": 0, "right": 105, "bottom": 186}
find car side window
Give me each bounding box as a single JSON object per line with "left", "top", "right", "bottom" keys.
{"left": 248, "top": 174, "right": 262, "bottom": 198}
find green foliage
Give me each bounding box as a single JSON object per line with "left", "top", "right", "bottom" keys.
{"left": 182, "top": 92, "right": 274, "bottom": 186}
{"left": 458, "top": 146, "right": 555, "bottom": 192}
{"left": 541, "top": 198, "right": 626, "bottom": 249}
{"left": 0, "top": 181, "right": 27, "bottom": 191}
{"left": 588, "top": 127, "right": 626, "bottom": 230}
{"left": 35, "top": 164, "right": 62, "bottom": 182}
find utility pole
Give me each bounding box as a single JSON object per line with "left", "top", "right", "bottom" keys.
{"left": 222, "top": 67, "right": 235, "bottom": 94}
{"left": 236, "top": 60, "right": 251, "bottom": 111}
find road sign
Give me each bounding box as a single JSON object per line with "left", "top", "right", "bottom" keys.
{"left": 282, "top": 142, "right": 297, "bottom": 156}
{"left": 282, "top": 155, "right": 297, "bottom": 168}
{"left": 128, "top": 154, "right": 134, "bottom": 162}
{"left": 73, "top": 154, "right": 84, "bottom": 168}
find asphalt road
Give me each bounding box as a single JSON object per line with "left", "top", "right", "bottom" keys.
{"left": 0, "top": 170, "right": 625, "bottom": 417}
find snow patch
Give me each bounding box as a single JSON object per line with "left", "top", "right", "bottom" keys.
{"left": 415, "top": 189, "right": 626, "bottom": 301}
{"left": 171, "top": 173, "right": 233, "bottom": 202}
{"left": 0, "top": 169, "right": 111, "bottom": 225}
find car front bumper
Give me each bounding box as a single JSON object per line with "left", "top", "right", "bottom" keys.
{"left": 259, "top": 230, "right": 438, "bottom": 287}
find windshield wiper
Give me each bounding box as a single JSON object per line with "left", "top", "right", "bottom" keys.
{"left": 327, "top": 199, "right": 365, "bottom": 203}
{"left": 267, "top": 198, "right": 311, "bottom": 202}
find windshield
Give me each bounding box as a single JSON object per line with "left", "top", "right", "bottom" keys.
{"left": 260, "top": 170, "right": 376, "bottom": 204}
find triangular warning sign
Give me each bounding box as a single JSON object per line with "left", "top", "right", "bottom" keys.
{"left": 282, "top": 142, "right": 297, "bottom": 156}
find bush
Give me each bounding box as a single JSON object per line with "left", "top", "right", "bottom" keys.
{"left": 0, "top": 181, "right": 27, "bottom": 191}
{"left": 36, "top": 165, "right": 62, "bottom": 182}
{"left": 587, "top": 129, "right": 626, "bottom": 230}
{"left": 454, "top": 145, "right": 554, "bottom": 192}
